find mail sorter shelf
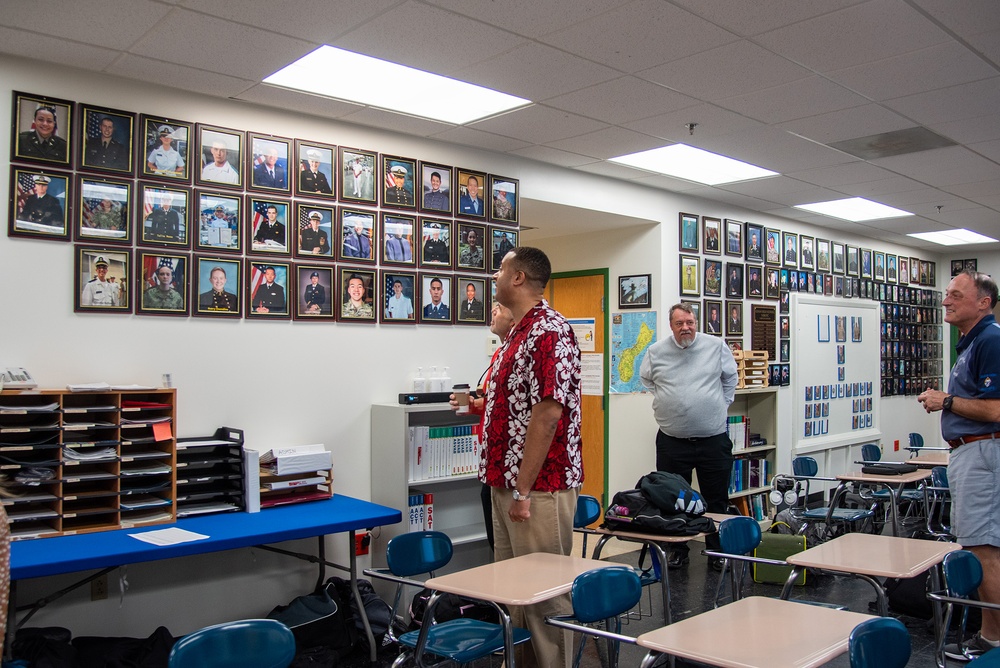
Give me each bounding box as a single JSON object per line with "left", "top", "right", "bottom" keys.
{"left": 175, "top": 427, "right": 246, "bottom": 517}
{"left": 0, "top": 388, "right": 177, "bottom": 539}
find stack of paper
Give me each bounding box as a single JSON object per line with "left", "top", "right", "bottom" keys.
{"left": 260, "top": 444, "right": 331, "bottom": 475}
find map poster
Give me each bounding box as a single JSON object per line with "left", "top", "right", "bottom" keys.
{"left": 610, "top": 311, "right": 656, "bottom": 394}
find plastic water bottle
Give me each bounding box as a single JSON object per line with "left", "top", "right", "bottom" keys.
{"left": 413, "top": 367, "right": 426, "bottom": 392}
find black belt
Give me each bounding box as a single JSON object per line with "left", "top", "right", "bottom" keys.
{"left": 947, "top": 432, "right": 1000, "bottom": 448}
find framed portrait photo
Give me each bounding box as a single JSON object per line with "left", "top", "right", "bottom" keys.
{"left": 726, "top": 262, "right": 744, "bottom": 299}
{"left": 704, "top": 300, "right": 722, "bottom": 335}
{"left": 910, "top": 257, "right": 920, "bottom": 284}
{"left": 137, "top": 252, "right": 188, "bottom": 316}
{"left": 680, "top": 255, "right": 700, "bottom": 297}
{"left": 799, "top": 235, "right": 815, "bottom": 271}
{"left": 898, "top": 257, "right": 909, "bottom": 285}
{"left": 860, "top": 248, "right": 873, "bottom": 279}
{"left": 619, "top": 274, "right": 651, "bottom": 309}
{"left": 78, "top": 104, "right": 135, "bottom": 175}
{"left": 782, "top": 232, "right": 799, "bottom": 268}
{"left": 139, "top": 183, "right": 190, "bottom": 248}
{"left": 846, "top": 245, "right": 860, "bottom": 277}
{"left": 339, "top": 147, "right": 377, "bottom": 204}
{"left": 874, "top": 251, "right": 886, "bottom": 282}
{"left": 381, "top": 270, "right": 417, "bottom": 323}
{"left": 195, "top": 124, "right": 243, "bottom": 189}
{"left": 457, "top": 222, "right": 487, "bottom": 272}
{"left": 76, "top": 175, "right": 131, "bottom": 244}
{"left": 703, "top": 259, "right": 722, "bottom": 298}
{"left": 724, "top": 219, "right": 743, "bottom": 257}
{"left": 727, "top": 339, "right": 744, "bottom": 355}
{"left": 490, "top": 227, "right": 518, "bottom": 272}
{"left": 246, "top": 260, "right": 290, "bottom": 319}
{"left": 887, "top": 254, "right": 898, "bottom": 284}
{"left": 339, "top": 208, "right": 376, "bottom": 263}
{"left": 764, "top": 228, "right": 781, "bottom": 266}
{"left": 679, "top": 212, "right": 699, "bottom": 252}
{"left": 765, "top": 268, "right": 780, "bottom": 300}
{"left": 9, "top": 167, "right": 71, "bottom": 241}
{"left": 75, "top": 246, "right": 131, "bottom": 313}
{"left": 703, "top": 216, "right": 721, "bottom": 255}
{"left": 816, "top": 238, "right": 831, "bottom": 273}
{"left": 455, "top": 276, "right": 488, "bottom": 325}
{"left": 419, "top": 162, "right": 453, "bottom": 215}
{"left": 247, "top": 132, "right": 291, "bottom": 195}
{"left": 195, "top": 190, "right": 241, "bottom": 253}
{"left": 419, "top": 219, "right": 452, "bottom": 268}
{"left": 294, "top": 139, "right": 336, "bottom": 200}
{"left": 248, "top": 197, "right": 291, "bottom": 255}
{"left": 193, "top": 256, "right": 241, "bottom": 318}
{"left": 294, "top": 264, "right": 334, "bottom": 320}
{"left": 832, "top": 242, "right": 845, "bottom": 275}
{"left": 456, "top": 169, "right": 487, "bottom": 219}
{"left": 294, "top": 203, "right": 334, "bottom": 259}
{"left": 340, "top": 267, "right": 377, "bottom": 322}
{"left": 489, "top": 175, "right": 519, "bottom": 225}
{"left": 745, "top": 223, "right": 763, "bottom": 263}
{"left": 419, "top": 273, "right": 453, "bottom": 324}
{"left": 382, "top": 213, "right": 416, "bottom": 266}
{"left": 382, "top": 154, "right": 417, "bottom": 210}
{"left": 746, "top": 265, "right": 763, "bottom": 298}
{"left": 681, "top": 300, "right": 701, "bottom": 327}
{"left": 725, "top": 301, "right": 744, "bottom": 336}
{"left": 12, "top": 91, "right": 73, "bottom": 168}
{"left": 140, "top": 114, "right": 192, "bottom": 182}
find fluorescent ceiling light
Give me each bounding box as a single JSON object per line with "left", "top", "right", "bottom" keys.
{"left": 264, "top": 46, "right": 530, "bottom": 125}
{"left": 609, "top": 144, "right": 778, "bottom": 185}
{"left": 794, "top": 197, "right": 912, "bottom": 222}
{"left": 907, "top": 229, "right": 998, "bottom": 246}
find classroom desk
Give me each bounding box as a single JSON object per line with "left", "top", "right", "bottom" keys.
{"left": 781, "top": 533, "right": 960, "bottom": 618}
{"left": 909, "top": 451, "right": 950, "bottom": 468}
{"left": 834, "top": 468, "right": 930, "bottom": 536}
{"left": 635, "top": 596, "right": 874, "bottom": 668}
{"left": 10, "top": 495, "right": 401, "bottom": 663}
{"left": 424, "top": 552, "right": 617, "bottom": 667}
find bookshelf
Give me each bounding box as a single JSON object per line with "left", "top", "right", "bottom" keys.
{"left": 728, "top": 387, "right": 778, "bottom": 521}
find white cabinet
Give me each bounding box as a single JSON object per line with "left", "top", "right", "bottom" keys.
{"left": 728, "top": 387, "right": 778, "bottom": 519}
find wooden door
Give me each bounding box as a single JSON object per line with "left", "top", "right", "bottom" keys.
{"left": 545, "top": 272, "right": 607, "bottom": 506}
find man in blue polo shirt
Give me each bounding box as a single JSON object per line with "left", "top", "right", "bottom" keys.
{"left": 918, "top": 270, "right": 1000, "bottom": 661}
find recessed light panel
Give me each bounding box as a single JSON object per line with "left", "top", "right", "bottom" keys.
{"left": 794, "top": 197, "right": 912, "bottom": 222}
{"left": 609, "top": 144, "right": 778, "bottom": 185}
{"left": 907, "top": 229, "right": 997, "bottom": 246}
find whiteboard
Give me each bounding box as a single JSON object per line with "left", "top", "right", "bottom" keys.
{"left": 791, "top": 294, "right": 881, "bottom": 455}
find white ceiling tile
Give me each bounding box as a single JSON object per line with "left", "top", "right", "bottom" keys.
{"left": 468, "top": 105, "right": 607, "bottom": 145}
{"left": 540, "top": 0, "right": 738, "bottom": 73}
{"left": 966, "top": 28, "right": 1000, "bottom": 63}
{"left": 0, "top": 0, "right": 170, "bottom": 49}
{"left": 720, "top": 182, "right": 846, "bottom": 208}
{"left": 629, "top": 174, "right": 705, "bottom": 192}
{"left": 715, "top": 176, "right": 820, "bottom": 197}
{"left": 716, "top": 76, "right": 870, "bottom": 125}
{"left": 452, "top": 42, "right": 620, "bottom": 101}
{"left": 870, "top": 146, "right": 1000, "bottom": 187}
{"left": 941, "top": 178, "right": 1000, "bottom": 198}
{"left": 574, "top": 161, "right": 657, "bottom": 181}
{"left": 508, "top": 146, "right": 598, "bottom": 168}
{"left": 838, "top": 176, "right": 932, "bottom": 197}
{"left": 429, "top": 126, "right": 532, "bottom": 153}
{"left": 107, "top": 54, "right": 256, "bottom": 98}
{"left": 696, "top": 126, "right": 856, "bottom": 173}
{"left": 128, "top": 9, "right": 313, "bottom": 80}
{"left": 787, "top": 162, "right": 898, "bottom": 188}
{"left": 667, "top": 0, "right": 867, "bottom": 36}
{"left": 545, "top": 126, "right": 663, "bottom": 160}
{"left": 234, "top": 85, "right": 364, "bottom": 119}
{"left": 638, "top": 40, "right": 811, "bottom": 101}
{"left": 826, "top": 41, "right": 997, "bottom": 101}
{"left": 422, "top": 0, "right": 614, "bottom": 39}
{"left": 692, "top": 189, "right": 789, "bottom": 211}
{"left": 969, "top": 139, "right": 1000, "bottom": 164}
{"left": 338, "top": 107, "right": 452, "bottom": 137}
{"left": 544, "top": 77, "right": 698, "bottom": 124}
{"left": 0, "top": 30, "right": 120, "bottom": 72}
{"left": 909, "top": 0, "right": 1000, "bottom": 38}
{"left": 933, "top": 206, "right": 1000, "bottom": 228}
{"left": 929, "top": 113, "right": 1000, "bottom": 145}
{"left": 623, "top": 104, "right": 763, "bottom": 142}
{"left": 755, "top": 0, "right": 950, "bottom": 72}
{"left": 884, "top": 77, "right": 1000, "bottom": 125}
{"left": 778, "top": 104, "right": 914, "bottom": 145}
{"left": 875, "top": 188, "right": 967, "bottom": 207}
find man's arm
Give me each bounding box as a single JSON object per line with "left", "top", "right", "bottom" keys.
{"left": 918, "top": 389, "right": 1000, "bottom": 422}
{"left": 720, "top": 343, "right": 739, "bottom": 405}
{"left": 509, "top": 397, "right": 563, "bottom": 522}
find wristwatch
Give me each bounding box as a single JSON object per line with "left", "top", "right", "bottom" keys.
{"left": 943, "top": 395, "right": 954, "bottom": 411}
{"left": 512, "top": 489, "right": 530, "bottom": 502}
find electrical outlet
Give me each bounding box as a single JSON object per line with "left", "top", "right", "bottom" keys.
{"left": 91, "top": 574, "right": 108, "bottom": 601}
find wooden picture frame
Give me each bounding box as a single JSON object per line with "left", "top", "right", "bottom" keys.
{"left": 247, "top": 197, "right": 291, "bottom": 256}
{"left": 382, "top": 154, "right": 417, "bottom": 210}
{"left": 293, "top": 139, "right": 336, "bottom": 200}
{"left": 887, "top": 254, "right": 898, "bottom": 283}
{"left": 195, "top": 190, "right": 241, "bottom": 253}
{"left": 139, "top": 182, "right": 190, "bottom": 249}
{"left": 338, "top": 208, "right": 376, "bottom": 263}
{"left": 746, "top": 265, "right": 763, "bottom": 298}
{"left": 816, "top": 238, "right": 831, "bottom": 273}
{"left": 12, "top": 91, "right": 73, "bottom": 168}
{"left": 898, "top": 257, "right": 909, "bottom": 285}
{"left": 419, "top": 218, "right": 453, "bottom": 269}
{"left": 78, "top": 104, "right": 135, "bottom": 175}
{"left": 703, "top": 216, "right": 721, "bottom": 255}
{"left": 704, "top": 300, "right": 722, "bottom": 336}
{"left": 726, "top": 262, "right": 744, "bottom": 299}
{"left": 764, "top": 228, "right": 781, "bottom": 266}
{"left": 455, "top": 276, "right": 488, "bottom": 325}
{"left": 799, "top": 235, "right": 815, "bottom": 271}
{"left": 874, "top": 251, "right": 886, "bottom": 282}
{"left": 193, "top": 256, "right": 241, "bottom": 318}
{"left": 457, "top": 222, "right": 487, "bottom": 272}
{"left": 339, "top": 267, "right": 377, "bottom": 322}
{"left": 679, "top": 212, "right": 699, "bottom": 252}
{"left": 247, "top": 132, "right": 292, "bottom": 195}
{"left": 419, "top": 162, "right": 453, "bottom": 215}
{"left": 246, "top": 260, "right": 291, "bottom": 319}
{"left": 136, "top": 251, "right": 188, "bottom": 316}
{"left": 195, "top": 124, "right": 243, "bottom": 189}
{"left": 382, "top": 213, "right": 416, "bottom": 266}
{"left": 832, "top": 242, "right": 846, "bottom": 275}
{"left": 490, "top": 227, "right": 518, "bottom": 272}
{"left": 381, "top": 270, "right": 417, "bottom": 323}
{"left": 846, "top": 245, "right": 860, "bottom": 277}
{"left": 419, "top": 273, "right": 453, "bottom": 323}
{"left": 9, "top": 167, "right": 71, "bottom": 241}
{"left": 724, "top": 219, "right": 743, "bottom": 257}
{"left": 293, "top": 203, "right": 334, "bottom": 259}
{"left": 680, "top": 256, "right": 700, "bottom": 297}
{"left": 703, "top": 259, "right": 722, "bottom": 298}
{"left": 140, "top": 115, "right": 192, "bottom": 182}
{"left": 76, "top": 174, "right": 131, "bottom": 244}
{"left": 75, "top": 246, "right": 130, "bottom": 313}
{"left": 765, "top": 268, "right": 780, "bottom": 300}
{"left": 725, "top": 301, "right": 743, "bottom": 336}
{"left": 338, "top": 146, "right": 377, "bottom": 204}
{"left": 456, "top": 169, "right": 487, "bottom": 220}
{"left": 294, "top": 264, "right": 334, "bottom": 320}
{"left": 860, "top": 248, "right": 873, "bottom": 279}
{"left": 745, "top": 223, "right": 763, "bottom": 263}
{"left": 783, "top": 232, "right": 799, "bottom": 268}
{"left": 619, "top": 273, "right": 651, "bottom": 309}
{"left": 489, "top": 175, "right": 519, "bottom": 225}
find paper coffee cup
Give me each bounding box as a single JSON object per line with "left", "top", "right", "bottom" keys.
{"left": 453, "top": 384, "right": 471, "bottom": 414}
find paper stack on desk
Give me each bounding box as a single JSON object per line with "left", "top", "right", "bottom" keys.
{"left": 259, "top": 444, "right": 332, "bottom": 475}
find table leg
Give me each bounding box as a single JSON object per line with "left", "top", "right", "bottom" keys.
{"left": 647, "top": 542, "right": 672, "bottom": 625}
{"left": 929, "top": 563, "right": 946, "bottom": 668}
{"left": 346, "top": 531, "right": 378, "bottom": 665}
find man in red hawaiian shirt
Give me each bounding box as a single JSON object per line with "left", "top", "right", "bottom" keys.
{"left": 481, "top": 246, "right": 582, "bottom": 668}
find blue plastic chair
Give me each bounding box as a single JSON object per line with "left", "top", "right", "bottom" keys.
{"left": 848, "top": 617, "right": 911, "bottom": 668}
{"left": 790, "top": 456, "right": 874, "bottom": 539}
{"left": 574, "top": 494, "right": 602, "bottom": 557}
{"left": 167, "top": 619, "right": 296, "bottom": 668}
{"left": 926, "top": 550, "right": 1000, "bottom": 666}
{"left": 545, "top": 566, "right": 643, "bottom": 668}
{"left": 922, "top": 466, "right": 953, "bottom": 541}
{"left": 364, "top": 530, "right": 530, "bottom": 667}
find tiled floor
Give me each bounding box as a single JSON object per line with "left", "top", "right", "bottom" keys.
{"left": 344, "top": 538, "right": 951, "bottom": 668}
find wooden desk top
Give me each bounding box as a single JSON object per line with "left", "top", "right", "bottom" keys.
{"left": 425, "top": 552, "right": 617, "bottom": 606}
{"left": 836, "top": 468, "right": 931, "bottom": 484}
{"left": 910, "top": 452, "right": 950, "bottom": 468}
{"left": 593, "top": 526, "right": 711, "bottom": 543}
{"left": 786, "top": 533, "right": 961, "bottom": 578}
{"left": 636, "top": 596, "right": 873, "bottom": 668}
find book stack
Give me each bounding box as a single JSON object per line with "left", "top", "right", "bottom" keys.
{"left": 729, "top": 457, "right": 770, "bottom": 494}
{"left": 408, "top": 424, "right": 481, "bottom": 481}
{"left": 407, "top": 491, "right": 434, "bottom": 532}
{"left": 727, "top": 415, "right": 749, "bottom": 451}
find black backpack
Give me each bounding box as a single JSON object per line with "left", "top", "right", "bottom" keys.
{"left": 408, "top": 587, "right": 504, "bottom": 629}
{"left": 603, "top": 481, "right": 715, "bottom": 536}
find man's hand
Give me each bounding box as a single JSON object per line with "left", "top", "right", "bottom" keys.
{"left": 918, "top": 388, "right": 946, "bottom": 413}
{"left": 509, "top": 496, "right": 530, "bottom": 523}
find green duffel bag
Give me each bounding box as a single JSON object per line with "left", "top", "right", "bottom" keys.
{"left": 752, "top": 522, "right": 807, "bottom": 586}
